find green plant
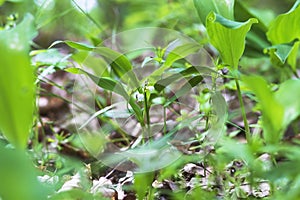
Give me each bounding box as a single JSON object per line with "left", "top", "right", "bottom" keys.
{"left": 2, "top": 0, "right": 300, "bottom": 199}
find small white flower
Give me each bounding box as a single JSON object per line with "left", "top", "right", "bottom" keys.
{"left": 146, "top": 86, "right": 155, "bottom": 92}
{"left": 133, "top": 91, "right": 144, "bottom": 102}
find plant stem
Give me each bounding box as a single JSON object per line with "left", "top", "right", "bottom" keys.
{"left": 144, "top": 91, "right": 151, "bottom": 139}
{"left": 235, "top": 78, "right": 251, "bottom": 143}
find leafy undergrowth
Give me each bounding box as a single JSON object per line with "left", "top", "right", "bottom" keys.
{"left": 2, "top": 0, "right": 300, "bottom": 200}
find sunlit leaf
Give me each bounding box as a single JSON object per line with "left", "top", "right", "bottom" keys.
{"left": 266, "top": 0, "right": 300, "bottom": 44}
{"left": 0, "top": 14, "right": 37, "bottom": 149}
{"left": 206, "top": 12, "right": 258, "bottom": 69}
{"left": 193, "top": 0, "right": 234, "bottom": 25}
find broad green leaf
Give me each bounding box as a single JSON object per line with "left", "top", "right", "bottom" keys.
{"left": 193, "top": 0, "right": 234, "bottom": 25}
{"left": 0, "top": 144, "right": 48, "bottom": 200}
{"left": 148, "top": 43, "right": 202, "bottom": 81}
{"left": 267, "top": 0, "right": 300, "bottom": 44}
{"left": 0, "top": 14, "right": 37, "bottom": 149}
{"left": 275, "top": 79, "right": 300, "bottom": 130}
{"left": 234, "top": 0, "right": 272, "bottom": 57}
{"left": 242, "top": 76, "right": 284, "bottom": 144}
{"left": 206, "top": 12, "right": 258, "bottom": 69}
{"left": 264, "top": 40, "right": 300, "bottom": 70}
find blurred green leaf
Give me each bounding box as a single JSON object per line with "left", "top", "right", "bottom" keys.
{"left": 0, "top": 14, "right": 37, "bottom": 149}
{"left": 206, "top": 92, "right": 228, "bottom": 142}
{"left": 0, "top": 144, "right": 48, "bottom": 200}
{"left": 242, "top": 76, "right": 284, "bottom": 144}
{"left": 134, "top": 172, "right": 155, "bottom": 200}
{"left": 267, "top": 0, "right": 300, "bottom": 44}
{"left": 193, "top": 0, "right": 234, "bottom": 25}
{"left": 206, "top": 12, "right": 257, "bottom": 69}
{"left": 275, "top": 79, "right": 300, "bottom": 130}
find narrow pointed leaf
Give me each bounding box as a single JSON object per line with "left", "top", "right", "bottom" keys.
{"left": 56, "top": 40, "right": 140, "bottom": 88}
{"left": 66, "top": 67, "right": 144, "bottom": 124}
{"left": 164, "top": 75, "right": 203, "bottom": 107}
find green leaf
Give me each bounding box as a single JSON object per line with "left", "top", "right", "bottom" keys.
{"left": 206, "top": 12, "right": 258, "bottom": 69}
{"left": 66, "top": 68, "right": 144, "bottom": 125}
{"left": 0, "top": 144, "right": 48, "bottom": 200}
{"left": 50, "top": 40, "right": 94, "bottom": 51}
{"left": 275, "top": 79, "right": 300, "bottom": 130}
{"left": 164, "top": 75, "right": 203, "bottom": 107}
{"left": 55, "top": 40, "right": 140, "bottom": 88}
{"left": 242, "top": 76, "right": 284, "bottom": 144}
{"left": 94, "top": 47, "right": 140, "bottom": 88}
{"left": 266, "top": 0, "right": 300, "bottom": 44}
{"left": 0, "top": 14, "right": 37, "bottom": 149}
{"left": 148, "top": 43, "right": 202, "bottom": 81}
{"left": 134, "top": 172, "right": 155, "bottom": 200}
{"left": 206, "top": 92, "right": 228, "bottom": 142}
{"left": 193, "top": 0, "right": 234, "bottom": 25}
{"left": 234, "top": 0, "right": 272, "bottom": 57}
{"left": 264, "top": 39, "right": 300, "bottom": 70}
{"left": 154, "top": 66, "right": 216, "bottom": 93}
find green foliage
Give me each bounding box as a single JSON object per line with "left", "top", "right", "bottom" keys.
{"left": 243, "top": 76, "right": 300, "bottom": 144}
{"left": 206, "top": 12, "right": 258, "bottom": 69}
{"left": 193, "top": 0, "right": 234, "bottom": 25}
{"left": 148, "top": 42, "right": 202, "bottom": 80}
{"left": 134, "top": 172, "right": 155, "bottom": 200}
{"left": 266, "top": 0, "right": 300, "bottom": 70}
{"left": 266, "top": 0, "right": 300, "bottom": 44}
{"left": 0, "top": 143, "right": 48, "bottom": 200}
{"left": 2, "top": 0, "right": 300, "bottom": 199}
{"left": 243, "top": 76, "right": 284, "bottom": 144}
{"left": 0, "top": 14, "right": 36, "bottom": 149}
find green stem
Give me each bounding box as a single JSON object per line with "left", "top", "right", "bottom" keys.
{"left": 235, "top": 78, "right": 251, "bottom": 143}
{"left": 144, "top": 91, "right": 151, "bottom": 139}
